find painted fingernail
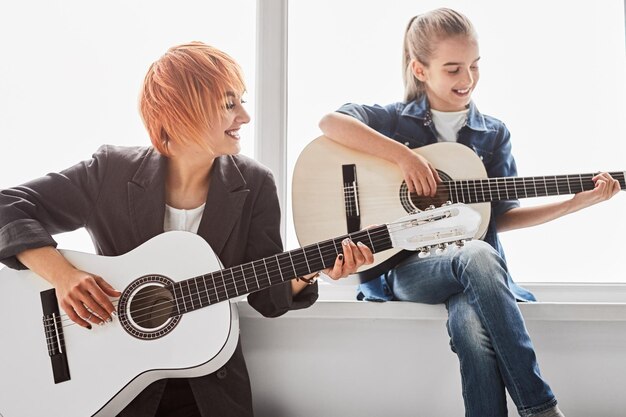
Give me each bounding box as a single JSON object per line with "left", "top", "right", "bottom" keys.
{"left": 342, "top": 238, "right": 350, "bottom": 246}
{"left": 357, "top": 241, "right": 367, "bottom": 247}
{"left": 338, "top": 254, "right": 344, "bottom": 260}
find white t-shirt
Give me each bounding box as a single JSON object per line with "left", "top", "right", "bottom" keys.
{"left": 163, "top": 203, "right": 206, "bottom": 233}
{"left": 430, "top": 108, "right": 469, "bottom": 142}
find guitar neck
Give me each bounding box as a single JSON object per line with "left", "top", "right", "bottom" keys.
{"left": 444, "top": 171, "right": 626, "bottom": 204}
{"left": 168, "top": 225, "right": 391, "bottom": 315}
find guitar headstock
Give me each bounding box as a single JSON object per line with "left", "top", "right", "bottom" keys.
{"left": 387, "top": 203, "right": 481, "bottom": 256}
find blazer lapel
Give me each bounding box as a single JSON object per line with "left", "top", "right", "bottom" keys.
{"left": 127, "top": 147, "right": 167, "bottom": 245}
{"left": 197, "top": 155, "right": 249, "bottom": 258}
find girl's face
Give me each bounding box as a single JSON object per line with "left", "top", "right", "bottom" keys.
{"left": 412, "top": 35, "right": 480, "bottom": 112}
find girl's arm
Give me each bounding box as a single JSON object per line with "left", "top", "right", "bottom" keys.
{"left": 497, "top": 172, "right": 621, "bottom": 232}
{"left": 319, "top": 112, "right": 440, "bottom": 196}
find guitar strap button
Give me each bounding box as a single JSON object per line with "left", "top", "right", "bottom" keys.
{"left": 216, "top": 367, "right": 228, "bottom": 380}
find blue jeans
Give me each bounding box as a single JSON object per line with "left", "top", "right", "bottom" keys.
{"left": 385, "top": 240, "right": 557, "bottom": 417}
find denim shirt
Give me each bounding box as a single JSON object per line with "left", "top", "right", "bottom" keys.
{"left": 337, "top": 96, "right": 536, "bottom": 302}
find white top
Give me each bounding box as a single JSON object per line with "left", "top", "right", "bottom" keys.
{"left": 430, "top": 108, "right": 468, "bottom": 142}
{"left": 163, "top": 203, "right": 206, "bottom": 233}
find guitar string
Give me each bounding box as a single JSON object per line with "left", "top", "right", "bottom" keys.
{"left": 353, "top": 174, "right": 624, "bottom": 206}
{"left": 45, "top": 216, "right": 467, "bottom": 335}
{"left": 435, "top": 173, "right": 621, "bottom": 194}
{"left": 44, "top": 220, "right": 427, "bottom": 331}
{"left": 435, "top": 172, "right": 624, "bottom": 189}
{"left": 437, "top": 175, "right": 608, "bottom": 199}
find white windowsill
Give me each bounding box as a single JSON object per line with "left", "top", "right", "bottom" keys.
{"left": 238, "top": 283, "right": 626, "bottom": 322}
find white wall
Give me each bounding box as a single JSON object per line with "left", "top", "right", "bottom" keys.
{"left": 240, "top": 285, "right": 626, "bottom": 417}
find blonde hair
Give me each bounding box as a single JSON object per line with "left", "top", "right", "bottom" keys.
{"left": 139, "top": 42, "right": 246, "bottom": 155}
{"left": 403, "top": 8, "right": 476, "bottom": 102}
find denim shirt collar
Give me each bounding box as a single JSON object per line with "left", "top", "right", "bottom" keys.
{"left": 401, "top": 95, "right": 489, "bottom": 132}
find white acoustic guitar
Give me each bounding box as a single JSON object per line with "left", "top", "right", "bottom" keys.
{"left": 293, "top": 136, "right": 626, "bottom": 281}
{"left": 0, "top": 204, "right": 479, "bottom": 417}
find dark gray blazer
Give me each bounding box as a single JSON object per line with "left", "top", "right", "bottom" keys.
{"left": 0, "top": 145, "right": 318, "bottom": 417}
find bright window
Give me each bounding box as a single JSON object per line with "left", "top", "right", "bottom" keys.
{"left": 0, "top": 0, "right": 256, "bottom": 252}
{"left": 286, "top": 1, "right": 626, "bottom": 283}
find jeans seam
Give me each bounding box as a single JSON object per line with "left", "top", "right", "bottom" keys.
{"left": 458, "top": 362, "right": 471, "bottom": 417}
{"left": 518, "top": 398, "right": 558, "bottom": 417}
{"left": 460, "top": 258, "right": 528, "bottom": 409}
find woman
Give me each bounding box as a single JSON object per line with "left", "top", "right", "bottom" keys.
{"left": 0, "top": 42, "right": 372, "bottom": 417}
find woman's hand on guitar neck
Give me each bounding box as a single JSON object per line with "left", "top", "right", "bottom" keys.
{"left": 324, "top": 238, "right": 374, "bottom": 280}
{"left": 17, "top": 246, "right": 120, "bottom": 329}
{"left": 394, "top": 149, "right": 441, "bottom": 197}
{"left": 291, "top": 237, "right": 373, "bottom": 293}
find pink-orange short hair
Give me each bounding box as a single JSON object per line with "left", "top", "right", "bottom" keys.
{"left": 139, "top": 42, "right": 246, "bottom": 155}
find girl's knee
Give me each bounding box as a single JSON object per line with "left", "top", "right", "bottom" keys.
{"left": 452, "top": 240, "right": 508, "bottom": 285}
{"left": 447, "top": 303, "right": 493, "bottom": 355}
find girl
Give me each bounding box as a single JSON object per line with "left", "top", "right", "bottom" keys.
{"left": 0, "top": 42, "right": 371, "bottom": 417}
{"left": 319, "top": 8, "right": 619, "bottom": 417}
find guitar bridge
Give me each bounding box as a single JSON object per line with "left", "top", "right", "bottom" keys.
{"left": 342, "top": 164, "right": 361, "bottom": 233}
{"left": 41, "top": 289, "right": 71, "bottom": 383}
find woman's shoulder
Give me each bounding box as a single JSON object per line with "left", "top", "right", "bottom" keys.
{"left": 75, "top": 145, "right": 158, "bottom": 183}
{"left": 226, "top": 154, "right": 274, "bottom": 181}
{"left": 93, "top": 144, "right": 154, "bottom": 162}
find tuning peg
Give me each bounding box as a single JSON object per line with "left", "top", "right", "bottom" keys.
{"left": 435, "top": 243, "right": 448, "bottom": 255}
{"left": 418, "top": 247, "right": 431, "bottom": 258}
{"left": 425, "top": 205, "right": 436, "bottom": 211}
{"left": 455, "top": 240, "right": 465, "bottom": 248}
{"left": 443, "top": 201, "right": 453, "bottom": 206}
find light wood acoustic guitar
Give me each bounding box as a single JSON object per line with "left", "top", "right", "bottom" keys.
{"left": 292, "top": 136, "right": 625, "bottom": 282}
{"left": 0, "top": 204, "right": 479, "bottom": 417}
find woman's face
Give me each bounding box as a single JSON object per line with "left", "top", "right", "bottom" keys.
{"left": 204, "top": 92, "right": 251, "bottom": 157}
{"left": 412, "top": 35, "right": 480, "bottom": 112}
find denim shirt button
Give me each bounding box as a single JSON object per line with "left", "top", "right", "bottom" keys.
{"left": 404, "top": 141, "right": 410, "bottom": 146}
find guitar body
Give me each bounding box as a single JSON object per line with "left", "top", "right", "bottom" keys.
{"left": 0, "top": 231, "right": 239, "bottom": 417}
{"left": 292, "top": 136, "right": 491, "bottom": 280}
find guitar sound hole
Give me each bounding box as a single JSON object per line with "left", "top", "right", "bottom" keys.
{"left": 129, "top": 285, "right": 175, "bottom": 330}
{"left": 409, "top": 187, "right": 450, "bottom": 211}
{"left": 118, "top": 275, "right": 181, "bottom": 340}
{"left": 400, "top": 170, "right": 452, "bottom": 212}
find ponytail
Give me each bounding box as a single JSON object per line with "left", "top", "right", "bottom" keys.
{"left": 403, "top": 15, "right": 423, "bottom": 102}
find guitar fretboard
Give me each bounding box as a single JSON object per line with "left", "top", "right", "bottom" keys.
{"left": 167, "top": 225, "right": 391, "bottom": 315}
{"left": 441, "top": 171, "right": 626, "bottom": 204}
